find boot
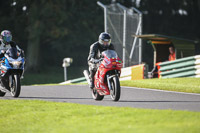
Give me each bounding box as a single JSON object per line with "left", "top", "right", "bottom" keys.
{"left": 89, "top": 70, "right": 95, "bottom": 90}
{"left": 89, "top": 78, "right": 94, "bottom": 90}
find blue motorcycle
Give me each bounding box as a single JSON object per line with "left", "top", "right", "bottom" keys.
{"left": 0, "top": 47, "right": 25, "bottom": 97}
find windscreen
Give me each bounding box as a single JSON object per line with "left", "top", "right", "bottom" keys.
{"left": 6, "top": 47, "right": 18, "bottom": 59}
{"left": 102, "top": 50, "right": 118, "bottom": 59}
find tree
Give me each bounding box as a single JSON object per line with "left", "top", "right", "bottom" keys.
{"left": 2, "top": 0, "right": 199, "bottom": 73}
{"left": 26, "top": 0, "right": 69, "bottom": 71}
{"left": 0, "top": 0, "right": 29, "bottom": 50}
{"left": 26, "top": 0, "right": 108, "bottom": 71}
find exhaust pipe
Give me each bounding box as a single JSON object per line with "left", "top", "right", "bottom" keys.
{"left": 83, "top": 70, "right": 90, "bottom": 85}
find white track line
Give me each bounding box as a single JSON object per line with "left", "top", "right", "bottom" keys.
{"left": 122, "top": 86, "right": 200, "bottom": 96}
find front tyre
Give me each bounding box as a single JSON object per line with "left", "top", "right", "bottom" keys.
{"left": 92, "top": 88, "right": 104, "bottom": 101}
{"left": 110, "top": 76, "right": 121, "bottom": 101}
{"left": 10, "top": 75, "right": 21, "bottom": 98}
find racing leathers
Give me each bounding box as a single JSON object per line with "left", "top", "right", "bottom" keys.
{"left": 0, "top": 39, "right": 22, "bottom": 58}
{"left": 87, "top": 41, "right": 114, "bottom": 89}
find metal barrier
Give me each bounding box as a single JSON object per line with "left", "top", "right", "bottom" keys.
{"left": 120, "top": 66, "right": 132, "bottom": 80}
{"left": 159, "top": 55, "right": 200, "bottom": 78}
{"left": 120, "top": 64, "right": 148, "bottom": 80}
{"left": 60, "top": 77, "right": 86, "bottom": 85}
{"left": 60, "top": 64, "right": 148, "bottom": 84}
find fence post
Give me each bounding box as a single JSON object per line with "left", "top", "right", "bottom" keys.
{"left": 97, "top": 1, "right": 107, "bottom": 32}
{"left": 64, "top": 67, "right": 67, "bottom": 81}
{"left": 129, "top": 9, "right": 142, "bottom": 64}
{"left": 104, "top": 8, "right": 108, "bottom": 32}
{"left": 62, "top": 58, "right": 73, "bottom": 81}
{"left": 139, "top": 13, "right": 142, "bottom": 64}
{"left": 117, "top": 3, "right": 127, "bottom": 67}
{"left": 129, "top": 20, "right": 141, "bottom": 60}
{"left": 122, "top": 10, "right": 127, "bottom": 67}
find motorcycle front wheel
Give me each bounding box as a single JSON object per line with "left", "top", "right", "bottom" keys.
{"left": 10, "top": 74, "right": 21, "bottom": 98}
{"left": 110, "top": 76, "right": 121, "bottom": 101}
{"left": 92, "top": 88, "right": 104, "bottom": 101}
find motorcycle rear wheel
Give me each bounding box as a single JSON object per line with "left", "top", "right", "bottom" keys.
{"left": 110, "top": 76, "right": 121, "bottom": 101}
{"left": 92, "top": 88, "right": 104, "bottom": 101}
{"left": 10, "top": 75, "right": 21, "bottom": 98}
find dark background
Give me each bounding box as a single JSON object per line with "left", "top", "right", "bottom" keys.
{"left": 0, "top": 0, "right": 199, "bottom": 84}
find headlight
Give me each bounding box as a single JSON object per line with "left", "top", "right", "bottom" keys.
{"left": 10, "top": 61, "right": 22, "bottom": 68}
{"left": 11, "top": 61, "right": 22, "bottom": 66}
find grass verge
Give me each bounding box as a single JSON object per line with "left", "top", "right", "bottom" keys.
{"left": 0, "top": 100, "right": 199, "bottom": 133}
{"left": 22, "top": 66, "right": 87, "bottom": 85}
{"left": 120, "top": 78, "right": 200, "bottom": 93}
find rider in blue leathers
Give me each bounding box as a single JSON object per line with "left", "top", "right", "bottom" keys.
{"left": 0, "top": 30, "right": 23, "bottom": 58}
{"left": 0, "top": 30, "right": 24, "bottom": 82}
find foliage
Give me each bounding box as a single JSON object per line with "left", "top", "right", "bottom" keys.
{"left": 0, "top": 0, "right": 199, "bottom": 73}
{"left": 21, "top": 66, "right": 87, "bottom": 85}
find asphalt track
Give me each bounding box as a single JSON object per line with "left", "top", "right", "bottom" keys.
{"left": 1, "top": 85, "right": 200, "bottom": 111}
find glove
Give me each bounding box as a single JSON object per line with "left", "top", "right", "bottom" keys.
{"left": 20, "top": 50, "right": 25, "bottom": 57}
{"left": 90, "top": 58, "right": 103, "bottom": 64}
{"left": 99, "top": 58, "right": 104, "bottom": 62}
{"left": 1, "top": 50, "right": 5, "bottom": 54}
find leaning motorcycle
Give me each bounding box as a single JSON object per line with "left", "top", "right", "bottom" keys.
{"left": 84, "top": 50, "right": 123, "bottom": 101}
{"left": 0, "top": 47, "right": 25, "bottom": 97}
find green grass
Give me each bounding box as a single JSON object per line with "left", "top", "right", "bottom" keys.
{"left": 22, "top": 66, "right": 87, "bottom": 85}
{"left": 121, "top": 78, "right": 200, "bottom": 93}
{"left": 0, "top": 100, "right": 199, "bottom": 133}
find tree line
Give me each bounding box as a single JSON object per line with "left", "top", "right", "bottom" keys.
{"left": 0, "top": 0, "right": 199, "bottom": 73}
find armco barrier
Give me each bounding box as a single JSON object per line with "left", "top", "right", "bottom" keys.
{"left": 120, "top": 66, "right": 132, "bottom": 80}
{"left": 60, "top": 64, "right": 148, "bottom": 84}
{"left": 60, "top": 77, "right": 86, "bottom": 84}
{"left": 131, "top": 64, "right": 148, "bottom": 80}
{"left": 120, "top": 64, "right": 148, "bottom": 81}
{"left": 159, "top": 55, "right": 200, "bottom": 78}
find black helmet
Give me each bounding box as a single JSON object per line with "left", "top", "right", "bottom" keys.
{"left": 99, "top": 32, "right": 111, "bottom": 48}
{"left": 1, "top": 30, "right": 12, "bottom": 44}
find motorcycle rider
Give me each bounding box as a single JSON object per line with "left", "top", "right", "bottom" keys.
{"left": 88, "top": 32, "right": 115, "bottom": 89}
{"left": 0, "top": 30, "right": 24, "bottom": 79}
{"left": 0, "top": 30, "right": 23, "bottom": 58}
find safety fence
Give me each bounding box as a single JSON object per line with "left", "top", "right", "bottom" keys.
{"left": 60, "top": 77, "right": 86, "bottom": 85}
{"left": 120, "top": 66, "right": 132, "bottom": 80}
{"left": 159, "top": 55, "right": 200, "bottom": 78}
{"left": 60, "top": 64, "right": 148, "bottom": 84}
{"left": 97, "top": 1, "right": 142, "bottom": 67}
{"left": 120, "top": 64, "right": 148, "bottom": 80}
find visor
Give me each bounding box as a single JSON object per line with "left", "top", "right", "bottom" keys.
{"left": 3, "top": 36, "right": 12, "bottom": 43}
{"left": 100, "top": 39, "right": 111, "bottom": 44}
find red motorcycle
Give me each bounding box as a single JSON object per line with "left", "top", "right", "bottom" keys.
{"left": 84, "top": 50, "right": 123, "bottom": 101}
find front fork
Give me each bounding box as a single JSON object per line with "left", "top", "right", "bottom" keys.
{"left": 107, "top": 70, "right": 120, "bottom": 91}
{"left": 107, "top": 75, "right": 112, "bottom": 90}
{"left": 9, "top": 75, "right": 13, "bottom": 88}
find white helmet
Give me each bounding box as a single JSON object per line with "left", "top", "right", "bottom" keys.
{"left": 1, "top": 30, "right": 12, "bottom": 44}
